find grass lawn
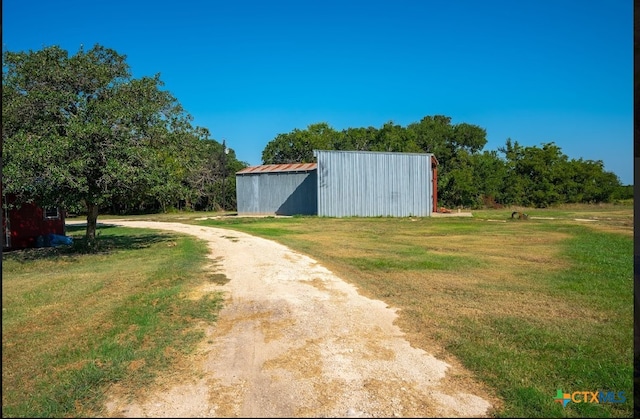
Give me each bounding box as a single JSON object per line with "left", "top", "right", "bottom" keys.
{"left": 2, "top": 203, "right": 633, "bottom": 417}
{"left": 2, "top": 226, "right": 225, "bottom": 418}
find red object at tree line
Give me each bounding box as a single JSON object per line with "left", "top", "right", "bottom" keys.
{"left": 2, "top": 194, "right": 67, "bottom": 250}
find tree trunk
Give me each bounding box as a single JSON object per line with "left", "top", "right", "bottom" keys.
{"left": 85, "top": 202, "right": 99, "bottom": 245}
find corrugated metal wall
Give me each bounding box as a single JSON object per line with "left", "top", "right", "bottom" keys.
{"left": 236, "top": 171, "right": 317, "bottom": 215}
{"left": 315, "top": 150, "right": 433, "bottom": 217}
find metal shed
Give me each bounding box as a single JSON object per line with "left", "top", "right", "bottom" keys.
{"left": 235, "top": 150, "right": 438, "bottom": 217}
{"left": 236, "top": 163, "right": 318, "bottom": 215}
{"left": 314, "top": 150, "right": 437, "bottom": 217}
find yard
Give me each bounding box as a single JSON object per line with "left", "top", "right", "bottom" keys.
{"left": 2, "top": 204, "right": 633, "bottom": 418}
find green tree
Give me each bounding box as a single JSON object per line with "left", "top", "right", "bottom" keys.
{"left": 438, "top": 149, "right": 478, "bottom": 207}
{"left": 338, "top": 126, "right": 379, "bottom": 151}
{"left": 407, "top": 116, "right": 487, "bottom": 207}
{"left": 564, "top": 158, "right": 621, "bottom": 203}
{"left": 452, "top": 123, "right": 488, "bottom": 154}
{"left": 498, "top": 139, "right": 622, "bottom": 206}
{"left": 497, "top": 138, "right": 527, "bottom": 205}
{"left": 611, "top": 184, "right": 633, "bottom": 201}
{"left": 407, "top": 115, "right": 456, "bottom": 162}
{"left": 516, "top": 143, "right": 567, "bottom": 207}
{"left": 261, "top": 122, "right": 337, "bottom": 164}
{"left": 407, "top": 115, "right": 486, "bottom": 161}
{"left": 371, "top": 121, "right": 421, "bottom": 153}
{"left": 2, "top": 44, "right": 199, "bottom": 244}
{"left": 185, "top": 137, "right": 245, "bottom": 211}
{"left": 469, "top": 150, "right": 509, "bottom": 207}
{"left": 260, "top": 115, "right": 489, "bottom": 208}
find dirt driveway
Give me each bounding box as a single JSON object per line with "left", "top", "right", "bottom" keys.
{"left": 96, "top": 220, "right": 494, "bottom": 418}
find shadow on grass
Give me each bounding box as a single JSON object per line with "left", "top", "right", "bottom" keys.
{"left": 65, "top": 224, "right": 116, "bottom": 233}
{"left": 2, "top": 228, "right": 174, "bottom": 263}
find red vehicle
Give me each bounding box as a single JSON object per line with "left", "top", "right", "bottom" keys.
{"left": 2, "top": 194, "right": 67, "bottom": 250}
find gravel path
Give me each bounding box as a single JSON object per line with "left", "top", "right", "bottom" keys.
{"left": 91, "top": 220, "right": 493, "bottom": 418}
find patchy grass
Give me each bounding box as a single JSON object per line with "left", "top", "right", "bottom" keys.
{"left": 2, "top": 226, "right": 224, "bottom": 418}
{"left": 3, "top": 205, "right": 632, "bottom": 418}
{"left": 198, "top": 207, "right": 632, "bottom": 418}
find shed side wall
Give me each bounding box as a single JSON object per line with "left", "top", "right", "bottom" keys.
{"left": 316, "top": 150, "right": 432, "bottom": 217}
{"left": 236, "top": 171, "right": 317, "bottom": 215}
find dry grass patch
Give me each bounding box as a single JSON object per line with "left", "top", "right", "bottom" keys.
{"left": 204, "top": 209, "right": 631, "bottom": 417}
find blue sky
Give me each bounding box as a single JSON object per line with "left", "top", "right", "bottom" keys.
{"left": 3, "top": 0, "right": 633, "bottom": 184}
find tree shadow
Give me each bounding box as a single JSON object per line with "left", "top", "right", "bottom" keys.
{"left": 275, "top": 171, "right": 318, "bottom": 216}
{"left": 65, "top": 224, "right": 116, "bottom": 233}
{"left": 3, "top": 226, "right": 177, "bottom": 262}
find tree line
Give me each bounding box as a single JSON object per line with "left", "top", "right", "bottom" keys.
{"left": 261, "top": 120, "right": 631, "bottom": 208}
{"left": 2, "top": 45, "right": 630, "bottom": 243}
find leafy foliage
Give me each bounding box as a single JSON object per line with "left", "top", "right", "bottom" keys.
{"left": 261, "top": 119, "right": 624, "bottom": 208}
{"left": 2, "top": 45, "right": 246, "bottom": 243}
{"left": 261, "top": 122, "right": 338, "bottom": 163}
{"left": 498, "top": 139, "right": 623, "bottom": 208}
{"left": 3, "top": 45, "right": 191, "bottom": 241}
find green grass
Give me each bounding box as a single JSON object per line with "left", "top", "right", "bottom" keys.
{"left": 197, "top": 209, "right": 632, "bottom": 418}
{"left": 348, "top": 251, "right": 484, "bottom": 271}
{"left": 2, "top": 226, "right": 224, "bottom": 418}
{"left": 2, "top": 206, "right": 633, "bottom": 417}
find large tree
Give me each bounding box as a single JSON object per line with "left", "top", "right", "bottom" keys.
{"left": 497, "top": 139, "right": 621, "bottom": 207}
{"left": 407, "top": 115, "right": 487, "bottom": 172}
{"left": 372, "top": 121, "right": 422, "bottom": 153}
{"left": 2, "top": 44, "right": 198, "bottom": 244}
{"left": 261, "top": 122, "right": 338, "bottom": 164}
{"left": 184, "top": 136, "right": 246, "bottom": 212}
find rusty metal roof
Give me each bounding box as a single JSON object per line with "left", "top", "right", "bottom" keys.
{"left": 236, "top": 163, "right": 317, "bottom": 175}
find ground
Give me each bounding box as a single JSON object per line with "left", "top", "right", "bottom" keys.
{"left": 96, "top": 220, "right": 495, "bottom": 418}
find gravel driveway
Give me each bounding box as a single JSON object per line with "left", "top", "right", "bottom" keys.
{"left": 88, "top": 220, "right": 493, "bottom": 418}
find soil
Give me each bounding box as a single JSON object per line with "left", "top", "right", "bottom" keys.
{"left": 97, "top": 220, "right": 495, "bottom": 418}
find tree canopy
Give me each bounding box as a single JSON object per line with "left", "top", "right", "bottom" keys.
{"left": 2, "top": 44, "right": 224, "bottom": 243}
{"left": 260, "top": 119, "right": 624, "bottom": 209}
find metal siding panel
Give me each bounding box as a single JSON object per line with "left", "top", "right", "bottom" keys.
{"left": 316, "top": 150, "right": 432, "bottom": 217}
{"left": 235, "top": 175, "right": 254, "bottom": 214}
{"left": 236, "top": 171, "right": 317, "bottom": 215}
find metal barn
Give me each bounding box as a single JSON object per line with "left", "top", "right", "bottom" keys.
{"left": 235, "top": 150, "right": 438, "bottom": 217}
{"left": 236, "top": 163, "right": 318, "bottom": 215}
{"left": 315, "top": 150, "right": 437, "bottom": 217}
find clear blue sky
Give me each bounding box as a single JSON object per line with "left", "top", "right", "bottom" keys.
{"left": 3, "top": 0, "right": 633, "bottom": 184}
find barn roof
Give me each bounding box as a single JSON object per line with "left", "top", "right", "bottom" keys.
{"left": 236, "top": 163, "right": 318, "bottom": 175}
